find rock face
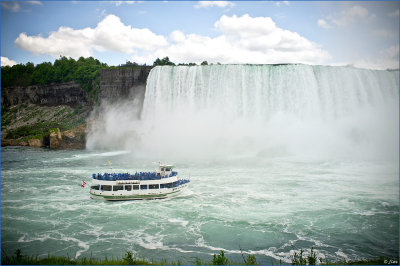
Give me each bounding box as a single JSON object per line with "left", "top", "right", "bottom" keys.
{"left": 28, "top": 138, "right": 44, "bottom": 147}
{"left": 59, "top": 125, "right": 86, "bottom": 149}
{"left": 1, "top": 81, "right": 89, "bottom": 107}
{"left": 49, "top": 128, "right": 62, "bottom": 149}
{"left": 99, "top": 67, "right": 153, "bottom": 116}
{"left": 2, "top": 139, "right": 28, "bottom": 146}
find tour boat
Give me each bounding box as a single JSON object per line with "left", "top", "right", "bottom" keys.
{"left": 89, "top": 164, "right": 190, "bottom": 201}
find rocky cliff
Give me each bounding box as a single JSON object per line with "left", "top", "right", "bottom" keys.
{"left": 100, "top": 67, "right": 152, "bottom": 98}
{"left": 1, "top": 66, "right": 153, "bottom": 149}
{"left": 99, "top": 66, "right": 152, "bottom": 117}
{"left": 1, "top": 81, "right": 89, "bottom": 107}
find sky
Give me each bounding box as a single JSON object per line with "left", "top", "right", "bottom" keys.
{"left": 1, "top": 1, "right": 399, "bottom": 69}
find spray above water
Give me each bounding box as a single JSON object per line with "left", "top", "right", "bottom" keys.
{"left": 87, "top": 64, "right": 399, "bottom": 161}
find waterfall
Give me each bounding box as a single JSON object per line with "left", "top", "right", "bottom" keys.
{"left": 143, "top": 64, "right": 398, "bottom": 121}
{"left": 88, "top": 64, "right": 399, "bottom": 161}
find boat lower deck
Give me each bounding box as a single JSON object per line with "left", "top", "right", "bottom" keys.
{"left": 90, "top": 183, "right": 188, "bottom": 201}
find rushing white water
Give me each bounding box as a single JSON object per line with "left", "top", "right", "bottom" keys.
{"left": 144, "top": 65, "right": 398, "bottom": 121}
{"left": 88, "top": 64, "right": 399, "bottom": 162}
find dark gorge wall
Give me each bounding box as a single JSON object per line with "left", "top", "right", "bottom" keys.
{"left": 99, "top": 66, "right": 153, "bottom": 104}
{"left": 1, "top": 81, "right": 89, "bottom": 107}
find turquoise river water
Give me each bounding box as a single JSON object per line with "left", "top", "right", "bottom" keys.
{"left": 1, "top": 147, "right": 398, "bottom": 264}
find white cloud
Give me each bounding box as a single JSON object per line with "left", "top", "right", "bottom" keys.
{"left": 194, "top": 1, "right": 234, "bottom": 9}
{"left": 14, "top": 13, "right": 331, "bottom": 66}
{"left": 15, "top": 14, "right": 168, "bottom": 58}
{"left": 169, "top": 30, "right": 186, "bottom": 43}
{"left": 114, "top": 1, "right": 143, "bottom": 6}
{"left": 24, "top": 1, "right": 42, "bottom": 5}
{"left": 317, "top": 19, "right": 332, "bottom": 29}
{"left": 1, "top": 2, "right": 21, "bottom": 12}
{"left": 319, "top": 5, "right": 375, "bottom": 29}
{"left": 388, "top": 9, "right": 399, "bottom": 18}
{"left": 275, "top": 1, "right": 289, "bottom": 7}
{"left": 1, "top": 56, "right": 17, "bottom": 67}
{"left": 353, "top": 45, "right": 399, "bottom": 70}
{"left": 373, "top": 29, "right": 396, "bottom": 38}
{"left": 382, "top": 45, "right": 399, "bottom": 59}
{"left": 1, "top": 1, "right": 42, "bottom": 12}
{"left": 134, "top": 14, "right": 331, "bottom": 65}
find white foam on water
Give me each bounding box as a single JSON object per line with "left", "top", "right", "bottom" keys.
{"left": 18, "top": 233, "right": 51, "bottom": 243}
{"left": 335, "top": 250, "right": 349, "bottom": 261}
{"left": 168, "top": 218, "right": 189, "bottom": 227}
{"left": 58, "top": 236, "right": 90, "bottom": 258}
{"left": 251, "top": 249, "right": 293, "bottom": 264}
{"left": 72, "top": 150, "right": 131, "bottom": 159}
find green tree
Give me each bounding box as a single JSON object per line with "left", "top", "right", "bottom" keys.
{"left": 153, "top": 56, "right": 175, "bottom": 66}
{"left": 53, "top": 56, "right": 77, "bottom": 83}
{"left": 1, "top": 56, "right": 106, "bottom": 96}
{"left": 31, "top": 62, "right": 54, "bottom": 85}
{"left": 201, "top": 61, "right": 208, "bottom": 65}
{"left": 124, "top": 60, "right": 140, "bottom": 66}
{"left": 1, "top": 63, "right": 34, "bottom": 87}
{"left": 74, "top": 56, "right": 107, "bottom": 92}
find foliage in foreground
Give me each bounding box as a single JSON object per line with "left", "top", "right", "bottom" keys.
{"left": 292, "top": 247, "right": 318, "bottom": 265}
{"left": 1, "top": 250, "right": 152, "bottom": 265}
{"left": 1, "top": 248, "right": 398, "bottom": 265}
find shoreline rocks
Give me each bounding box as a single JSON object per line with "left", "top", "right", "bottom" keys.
{"left": 49, "top": 128, "right": 62, "bottom": 149}
{"left": 1, "top": 125, "right": 86, "bottom": 150}
{"left": 28, "top": 138, "right": 45, "bottom": 147}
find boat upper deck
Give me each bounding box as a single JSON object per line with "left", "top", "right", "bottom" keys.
{"left": 92, "top": 171, "right": 178, "bottom": 181}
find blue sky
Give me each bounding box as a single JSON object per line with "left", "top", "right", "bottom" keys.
{"left": 1, "top": 1, "right": 399, "bottom": 69}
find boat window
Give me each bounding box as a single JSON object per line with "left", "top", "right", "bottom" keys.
{"left": 165, "top": 182, "right": 174, "bottom": 188}
{"left": 113, "top": 185, "right": 123, "bottom": 191}
{"left": 91, "top": 185, "right": 100, "bottom": 190}
{"left": 161, "top": 168, "right": 165, "bottom": 171}
{"left": 125, "top": 185, "right": 132, "bottom": 191}
{"left": 101, "top": 185, "right": 111, "bottom": 191}
{"left": 140, "top": 185, "right": 148, "bottom": 190}
{"left": 149, "top": 184, "right": 159, "bottom": 189}
{"left": 160, "top": 184, "right": 165, "bottom": 189}
{"left": 173, "top": 181, "right": 177, "bottom": 187}
{"left": 166, "top": 168, "right": 171, "bottom": 171}
{"left": 132, "top": 185, "right": 139, "bottom": 190}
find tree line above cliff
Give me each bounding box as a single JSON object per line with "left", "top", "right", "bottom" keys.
{"left": 1, "top": 56, "right": 108, "bottom": 91}
{"left": 1, "top": 56, "right": 211, "bottom": 90}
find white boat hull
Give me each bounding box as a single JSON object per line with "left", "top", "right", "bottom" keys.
{"left": 90, "top": 183, "right": 189, "bottom": 201}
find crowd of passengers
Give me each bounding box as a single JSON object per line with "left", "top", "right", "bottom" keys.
{"left": 92, "top": 171, "right": 178, "bottom": 181}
